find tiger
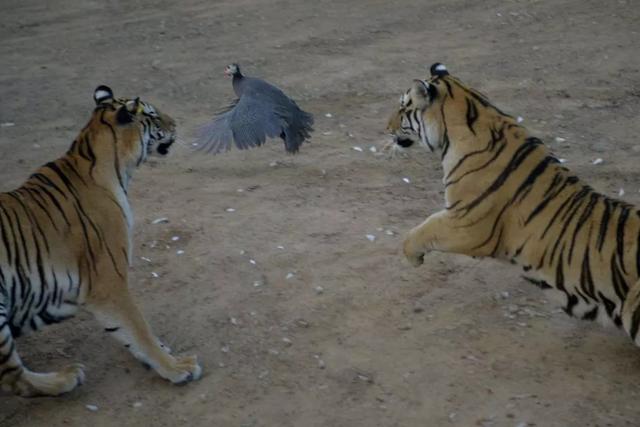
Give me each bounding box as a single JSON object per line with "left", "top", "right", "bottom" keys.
{"left": 387, "top": 63, "right": 640, "bottom": 349}
{"left": 0, "top": 85, "right": 201, "bottom": 397}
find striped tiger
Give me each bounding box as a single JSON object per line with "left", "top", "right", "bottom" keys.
{"left": 0, "top": 86, "right": 201, "bottom": 397}
{"left": 387, "top": 63, "right": 640, "bottom": 347}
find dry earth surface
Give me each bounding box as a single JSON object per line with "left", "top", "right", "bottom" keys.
{"left": 1, "top": 0, "right": 640, "bottom": 426}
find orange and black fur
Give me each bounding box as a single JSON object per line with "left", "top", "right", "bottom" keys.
{"left": 0, "top": 86, "right": 201, "bottom": 397}
{"left": 387, "top": 63, "right": 640, "bottom": 347}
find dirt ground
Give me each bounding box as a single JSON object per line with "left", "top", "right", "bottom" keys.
{"left": 1, "top": 0, "right": 640, "bottom": 425}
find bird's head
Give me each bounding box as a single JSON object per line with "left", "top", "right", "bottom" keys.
{"left": 224, "top": 63, "right": 241, "bottom": 78}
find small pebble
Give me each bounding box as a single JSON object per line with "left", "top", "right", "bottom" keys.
{"left": 239, "top": 249, "right": 246, "bottom": 255}
{"left": 402, "top": 177, "right": 411, "bottom": 184}
{"left": 286, "top": 272, "right": 295, "bottom": 279}
{"left": 140, "top": 256, "right": 152, "bottom": 263}
{"left": 315, "top": 286, "right": 324, "bottom": 294}
{"left": 151, "top": 217, "right": 169, "bottom": 224}
{"left": 132, "top": 402, "right": 143, "bottom": 408}
{"left": 151, "top": 272, "right": 159, "bottom": 278}
{"left": 322, "top": 131, "right": 332, "bottom": 136}
{"left": 176, "top": 250, "right": 185, "bottom": 255}
{"left": 226, "top": 208, "right": 236, "bottom": 212}
{"left": 277, "top": 245, "right": 285, "bottom": 250}
{"left": 171, "top": 236, "right": 180, "bottom": 241}
{"left": 592, "top": 158, "right": 603, "bottom": 165}
{"left": 253, "top": 281, "right": 262, "bottom": 287}
{"left": 325, "top": 113, "right": 333, "bottom": 118}
{"left": 249, "top": 259, "right": 256, "bottom": 265}
{"left": 230, "top": 317, "right": 238, "bottom": 326}
{"left": 0, "top": 122, "right": 15, "bottom": 127}
{"left": 221, "top": 345, "right": 230, "bottom": 353}
{"left": 352, "top": 146, "right": 363, "bottom": 152}
{"left": 369, "top": 146, "right": 377, "bottom": 153}
{"left": 366, "top": 234, "right": 376, "bottom": 242}
{"left": 237, "top": 188, "right": 244, "bottom": 192}
{"left": 516, "top": 116, "right": 524, "bottom": 123}
{"left": 85, "top": 404, "right": 99, "bottom": 412}
{"left": 269, "top": 161, "right": 278, "bottom": 167}
{"left": 558, "top": 158, "right": 567, "bottom": 163}
{"left": 554, "top": 137, "right": 566, "bottom": 143}
{"left": 500, "top": 291, "right": 510, "bottom": 299}
{"left": 384, "top": 229, "right": 394, "bottom": 236}
{"left": 282, "top": 337, "right": 293, "bottom": 346}
{"left": 317, "top": 359, "right": 326, "bottom": 369}
{"left": 618, "top": 188, "right": 625, "bottom": 197}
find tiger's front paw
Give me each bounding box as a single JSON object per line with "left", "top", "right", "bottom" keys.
{"left": 403, "top": 233, "right": 425, "bottom": 267}
{"left": 160, "top": 355, "right": 202, "bottom": 384}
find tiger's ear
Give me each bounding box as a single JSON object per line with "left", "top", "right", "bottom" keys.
{"left": 430, "top": 63, "right": 449, "bottom": 77}
{"left": 116, "top": 98, "right": 140, "bottom": 125}
{"left": 94, "top": 85, "right": 114, "bottom": 105}
{"left": 411, "top": 79, "right": 437, "bottom": 107}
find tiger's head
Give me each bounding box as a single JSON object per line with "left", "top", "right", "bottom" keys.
{"left": 386, "top": 63, "right": 507, "bottom": 156}
{"left": 80, "top": 85, "right": 176, "bottom": 171}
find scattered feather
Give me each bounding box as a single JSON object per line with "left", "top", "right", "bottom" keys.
{"left": 151, "top": 217, "right": 169, "bottom": 224}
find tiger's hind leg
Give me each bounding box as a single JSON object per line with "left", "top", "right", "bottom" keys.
{"left": 403, "top": 210, "right": 491, "bottom": 267}
{"left": 88, "top": 288, "right": 201, "bottom": 384}
{"left": 0, "top": 305, "right": 84, "bottom": 397}
{"left": 621, "top": 280, "right": 640, "bottom": 345}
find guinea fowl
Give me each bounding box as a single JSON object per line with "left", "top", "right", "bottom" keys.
{"left": 194, "top": 63, "right": 314, "bottom": 154}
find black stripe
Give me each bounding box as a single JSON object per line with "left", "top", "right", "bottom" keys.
{"left": 616, "top": 206, "right": 630, "bottom": 274}
{"left": 629, "top": 301, "right": 640, "bottom": 341}
{"left": 597, "top": 198, "right": 614, "bottom": 251}
{"left": 548, "top": 187, "right": 591, "bottom": 264}
{"left": 523, "top": 276, "right": 552, "bottom": 289}
{"left": 445, "top": 124, "right": 505, "bottom": 181}
{"left": 99, "top": 109, "right": 127, "bottom": 194}
{"left": 457, "top": 137, "right": 543, "bottom": 215}
{"left": 568, "top": 193, "right": 599, "bottom": 263}
{"left": 445, "top": 141, "right": 507, "bottom": 188}
{"left": 582, "top": 306, "right": 599, "bottom": 321}
{"left": 611, "top": 253, "right": 628, "bottom": 300}
{"left": 563, "top": 294, "right": 579, "bottom": 316}
{"left": 579, "top": 248, "right": 596, "bottom": 300}
{"left": 599, "top": 291, "right": 617, "bottom": 318}
{"left": 525, "top": 176, "right": 579, "bottom": 226}
{"left": 465, "top": 97, "right": 478, "bottom": 135}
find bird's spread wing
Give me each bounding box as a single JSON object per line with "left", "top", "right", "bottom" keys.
{"left": 193, "top": 94, "right": 287, "bottom": 154}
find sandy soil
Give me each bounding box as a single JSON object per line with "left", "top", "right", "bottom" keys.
{"left": 1, "top": 0, "right": 640, "bottom": 425}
